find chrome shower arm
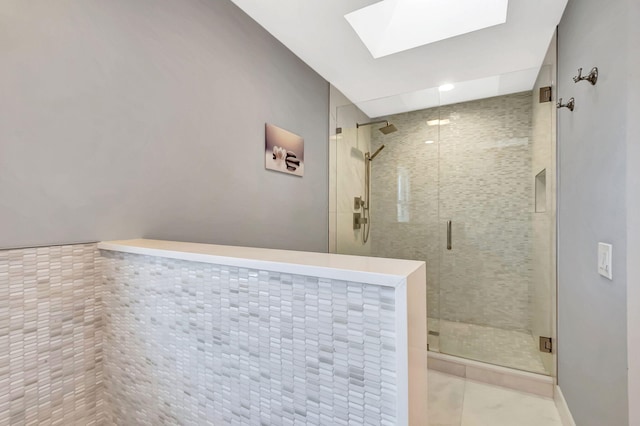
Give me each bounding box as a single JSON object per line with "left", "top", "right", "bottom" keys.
{"left": 356, "top": 120, "right": 389, "bottom": 128}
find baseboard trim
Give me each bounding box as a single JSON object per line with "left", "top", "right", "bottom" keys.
{"left": 554, "top": 385, "right": 576, "bottom": 426}
{"left": 427, "top": 351, "right": 554, "bottom": 398}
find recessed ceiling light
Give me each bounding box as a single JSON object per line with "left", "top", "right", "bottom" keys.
{"left": 427, "top": 119, "right": 450, "bottom": 126}
{"left": 424, "top": 140, "right": 435, "bottom": 144}
{"left": 439, "top": 84, "right": 455, "bottom": 92}
{"left": 345, "top": 0, "right": 509, "bottom": 59}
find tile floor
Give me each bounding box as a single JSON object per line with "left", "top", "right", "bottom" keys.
{"left": 428, "top": 370, "right": 562, "bottom": 426}
{"left": 428, "top": 318, "right": 549, "bottom": 374}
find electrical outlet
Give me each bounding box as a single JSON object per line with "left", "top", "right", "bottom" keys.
{"left": 598, "top": 242, "right": 613, "bottom": 280}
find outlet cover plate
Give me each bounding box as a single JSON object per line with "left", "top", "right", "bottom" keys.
{"left": 598, "top": 242, "right": 613, "bottom": 280}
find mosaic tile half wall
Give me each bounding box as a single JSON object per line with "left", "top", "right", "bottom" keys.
{"left": 100, "top": 251, "right": 398, "bottom": 425}
{"left": 0, "top": 244, "right": 103, "bottom": 425}
{"left": 1, "top": 243, "right": 406, "bottom": 425}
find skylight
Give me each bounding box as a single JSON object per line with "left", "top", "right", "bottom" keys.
{"left": 345, "top": 0, "right": 509, "bottom": 58}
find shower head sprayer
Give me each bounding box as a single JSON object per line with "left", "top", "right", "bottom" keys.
{"left": 378, "top": 123, "right": 397, "bottom": 134}
{"left": 356, "top": 120, "right": 398, "bottom": 134}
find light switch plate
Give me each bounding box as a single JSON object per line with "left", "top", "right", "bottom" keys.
{"left": 598, "top": 242, "right": 613, "bottom": 280}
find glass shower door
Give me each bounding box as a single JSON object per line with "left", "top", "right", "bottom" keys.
{"left": 436, "top": 88, "right": 553, "bottom": 375}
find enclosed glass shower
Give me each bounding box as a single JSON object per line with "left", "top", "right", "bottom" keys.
{"left": 331, "top": 65, "right": 557, "bottom": 376}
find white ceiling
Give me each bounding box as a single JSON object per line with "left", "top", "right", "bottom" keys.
{"left": 230, "top": 0, "right": 568, "bottom": 117}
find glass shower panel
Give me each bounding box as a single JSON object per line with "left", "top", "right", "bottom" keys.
{"left": 530, "top": 37, "right": 558, "bottom": 377}
{"left": 333, "top": 103, "right": 442, "bottom": 345}
{"left": 366, "top": 107, "right": 442, "bottom": 351}
{"left": 334, "top": 104, "right": 372, "bottom": 256}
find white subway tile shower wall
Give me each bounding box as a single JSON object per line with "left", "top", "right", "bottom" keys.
{"left": 0, "top": 244, "right": 103, "bottom": 425}
{"left": 370, "top": 92, "right": 533, "bottom": 331}
{"left": 100, "top": 251, "right": 398, "bottom": 425}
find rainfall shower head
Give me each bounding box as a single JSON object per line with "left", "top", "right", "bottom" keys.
{"left": 356, "top": 120, "right": 398, "bottom": 134}
{"left": 378, "top": 123, "right": 397, "bottom": 134}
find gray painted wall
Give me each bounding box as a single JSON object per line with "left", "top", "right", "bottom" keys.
{"left": 0, "top": 0, "right": 329, "bottom": 252}
{"left": 627, "top": 1, "right": 640, "bottom": 423}
{"left": 627, "top": 1, "right": 640, "bottom": 425}
{"left": 557, "top": 0, "right": 630, "bottom": 424}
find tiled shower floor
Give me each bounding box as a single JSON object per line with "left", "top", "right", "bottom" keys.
{"left": 428, "top": 318, "right": 549, "bottom": 375}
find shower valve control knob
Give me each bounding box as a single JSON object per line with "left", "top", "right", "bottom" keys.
{"left": 353, "top": 213, "right": 368, "bottom": 230}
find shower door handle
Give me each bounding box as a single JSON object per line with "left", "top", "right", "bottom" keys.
{"left": 447, "top": 220, "right": 452, "bottom": 250}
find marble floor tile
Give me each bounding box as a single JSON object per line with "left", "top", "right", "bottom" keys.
{"left": 459, "top": 380, "right": 562, "bottom": 426}
{"left": 428, "top": 371, "right": 562, "bottom": 426}
{"left": 428, "top": 371, "right": 465, "bottom": 426}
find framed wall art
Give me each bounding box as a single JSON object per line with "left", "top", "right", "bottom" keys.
{"left": 265, "top": 123, "right": 304, "bottom": 177}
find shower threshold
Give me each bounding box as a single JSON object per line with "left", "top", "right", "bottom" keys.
{"left": 427, "top": 318, "right": 550, "bottom": 376}
{"left": 427, "top": 351, "right": 554, "bottom": 398}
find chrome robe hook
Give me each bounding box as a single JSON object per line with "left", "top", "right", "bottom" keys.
{"left": 557, "top": 97, "right": 575, "bottom": 111}
{"left": 573, "top": 67, "right": 598, "bottom": 85}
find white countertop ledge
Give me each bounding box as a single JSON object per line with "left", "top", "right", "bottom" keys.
{"left": 98, "top": 239, "right": 424, "bottom": 288}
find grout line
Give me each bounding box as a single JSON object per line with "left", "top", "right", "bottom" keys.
{"left": 458, "top": 373, "right": 467, "bottom": 426}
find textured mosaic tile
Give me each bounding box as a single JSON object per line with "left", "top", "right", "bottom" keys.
{"left": 100, "top": 251, "right": 398, "bottom": 425}
{"left": 0, "top": 243, "right": 103, "bottom": 425}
